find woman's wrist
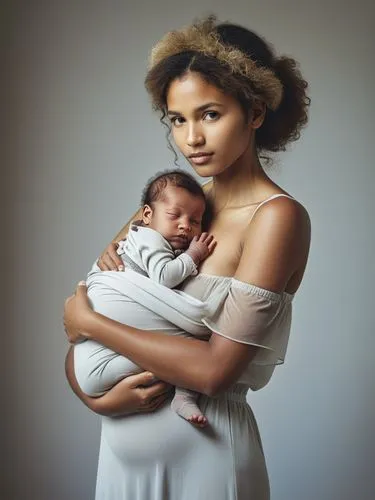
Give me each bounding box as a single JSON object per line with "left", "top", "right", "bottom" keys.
{"left": 82, "top": 309, "right": 99, "bottom": 340}
{"left": 86, "top": 394, "right": 120, "bottom": 417}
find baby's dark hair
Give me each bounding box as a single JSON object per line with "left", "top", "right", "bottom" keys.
{"left": 145, "top": 17, "right": 310, "bottom": 154}
{"left": 141, "top": 169, "right": 205, "bottom": 207}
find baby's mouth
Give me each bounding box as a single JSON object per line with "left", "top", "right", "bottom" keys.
{"left": 172, "top": 235, "right": 188, "bottom": 247}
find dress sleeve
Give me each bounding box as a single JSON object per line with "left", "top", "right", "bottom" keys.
{"left": 202, "top": 278, "right": 293, "bottom": 366}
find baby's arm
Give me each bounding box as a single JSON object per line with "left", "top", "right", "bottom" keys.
{"left": 137, "top": 230, "right": 215, "bottom": 288}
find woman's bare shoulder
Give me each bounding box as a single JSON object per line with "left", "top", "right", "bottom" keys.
{"left": 234, "top": 195, "right": 310, "bottom": 292}
{"left": 252, "top": 195, "right": 310, "bottom": 228}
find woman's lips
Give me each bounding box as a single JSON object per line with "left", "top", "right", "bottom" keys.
{"left": 188, "top": 153, "right": 214, "bottom": 165}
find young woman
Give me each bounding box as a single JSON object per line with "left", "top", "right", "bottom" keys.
{"left": 64, "top": 16, "right": 311, "bottom": 500}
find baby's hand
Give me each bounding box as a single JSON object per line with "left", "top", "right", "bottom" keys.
{"left": 185, "top": 233, "right": 216, "bottom": 265}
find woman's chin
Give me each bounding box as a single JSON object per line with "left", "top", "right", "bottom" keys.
{"left": 189, "top": 163, "right": 225, "bottom": 178}
{"left": 189, "top": 166, "right": 214, "bottom": 178}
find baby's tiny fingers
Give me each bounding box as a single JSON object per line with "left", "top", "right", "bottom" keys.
{"left": 198, "top": 232, "right": 209, "bottom": 242}
{"left": 202, "top": 234, "right": 214, "bottom": 248}
{"left": 208, "top": 239, "right": 217, "bottom": 253}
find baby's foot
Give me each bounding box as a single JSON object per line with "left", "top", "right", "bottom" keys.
{"left": 171, "top": 391, "right": 208, "bottom": 428}
{"left": 187, "top": 413, "right": 208, "bottom": 428}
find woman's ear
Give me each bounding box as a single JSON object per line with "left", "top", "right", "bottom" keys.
{"left": 142, "top": 204, "right": 153, "bottom": 225}
{"left": 249, "top": 100, "right": 266, "bottom": 130}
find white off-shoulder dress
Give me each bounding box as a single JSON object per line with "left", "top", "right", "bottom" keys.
{"left": 93, "top": 271, "right": 294, "bottom": 500}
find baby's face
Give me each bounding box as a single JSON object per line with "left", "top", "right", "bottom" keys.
{"left": 143, "top": 185, "right": 205, "bottom": 250}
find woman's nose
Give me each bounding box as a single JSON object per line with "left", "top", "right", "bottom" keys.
{"left": 186, "top": 123, "right": 205, "bottom": 147}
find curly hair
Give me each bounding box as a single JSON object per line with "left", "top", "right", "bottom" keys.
{"left": 145, "top": 16, "right": 310, "bottom": 154}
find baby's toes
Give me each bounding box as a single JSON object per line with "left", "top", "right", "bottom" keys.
{"left": 199, "top": 416, "right": 208, "bottom": 426}
{"left": 190, "top": 415, "right": 208, "bottom": 428}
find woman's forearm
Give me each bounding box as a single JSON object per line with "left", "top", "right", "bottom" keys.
{"left": 84, "top": 311, "right": 254, "bottom": 396}
{"left": 112, "top": 207, "right": 143, "bottom": 242}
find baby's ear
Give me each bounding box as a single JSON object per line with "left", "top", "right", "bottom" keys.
{"left": 142, "top": 204, "right": 153, "bottom": 225}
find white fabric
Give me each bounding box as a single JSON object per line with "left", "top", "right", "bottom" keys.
{"left": 74, "top": 267, "right": 227, "bottom": 396}
{"left": 202, "top": 278, "right": 293, "bottom": 366}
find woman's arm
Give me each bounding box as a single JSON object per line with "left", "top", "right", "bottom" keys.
{"left": 66, "top": 198, "right": 309, "bottom": 396}
{"left": 65, "top": 347, "right": 172, "bottom": 416}
{"left": 112, "top": 207, "right": 143, "bottom": 242}
{"left": 98, "top": 207, "right": 143, "bottom": 271}
{"left": 69, "top": 308, "right": 254, "bottom": 397}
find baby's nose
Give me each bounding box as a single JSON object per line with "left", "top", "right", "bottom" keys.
{"left": 179, "top": 220, "right": 192, "bottom": 231}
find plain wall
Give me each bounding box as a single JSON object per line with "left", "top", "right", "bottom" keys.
{"left": 3, "top": 0, "right": 375, "bottom": 498}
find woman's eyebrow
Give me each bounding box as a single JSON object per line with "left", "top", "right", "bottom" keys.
{"left": 168, "top": 102, "right": 224, "bottom": 116}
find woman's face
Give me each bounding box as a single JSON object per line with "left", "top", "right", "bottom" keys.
{"left": 166, "top": 71, "right": 255, "bottom": 178}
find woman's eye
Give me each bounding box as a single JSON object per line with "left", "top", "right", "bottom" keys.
{"left": 204, "top": 111, "right": 219, "bottom": 121}
{"left": 170, "top": 116, "right": 184, "bottom": 126}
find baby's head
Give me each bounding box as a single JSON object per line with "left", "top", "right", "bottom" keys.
{"left": 141, "top": 170, "right": 207, "bottom": 250}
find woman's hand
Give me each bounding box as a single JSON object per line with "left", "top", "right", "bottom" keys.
{"left": 65, "top": 347, "right": 173, "bottom": 417}
{"left": 93, "top": 371, "right": 174, "bottom": 416}
{"left": 64, "top": 281, "right": 93, "bottom": 344}
{"left": 98, "top": 241, "right": 124, "bottom": 271}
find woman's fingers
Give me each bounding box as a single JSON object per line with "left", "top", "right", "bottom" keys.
{"left": 139, "top": 393, "right": 170, "bottom": 412}
{"left": 63, "top": 282, "right": 91, "bottom": 344}
{"left": 127, "top": 371, "right": 172, "bottom": 394}
{"left": 138, "top": 387, "right": 173, "bottom": 412}
{"left": 77, "top": 280, "right": 87, "bottom": 289}
{"left": 141, "top": 380, "right": 172, "bottom": 400}
{"left": 108, "top": 242, "right": 124, "bottom": 271}
{"left": 77, "top": 280, "right": 87, "bottom": 290}
{"left": 73, "top": 281, "right": 90, "bottom": 307}
{"left": 98, "top": 242, "right": 124, "bottom": 271}
{"left": 64, "top": 295, "right": 74, "bottom": 307}
{"left": 90, "top": 372, "right": 173, "bottom": 416}
{"left": 127, "top": 371, "right": 173, "bottom": 412}
{"left": 127, "top": 370, "right": 157, "bottom": 388}
{"left": 98, "top": 257, "right": 111, "bottom": 271}
{"left": 98, "top": 254, "right": 117, "bottom": 271}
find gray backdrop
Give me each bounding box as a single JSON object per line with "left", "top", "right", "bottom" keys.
{"left": 2, "top": 0, "right": 375, "bottom": 499}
